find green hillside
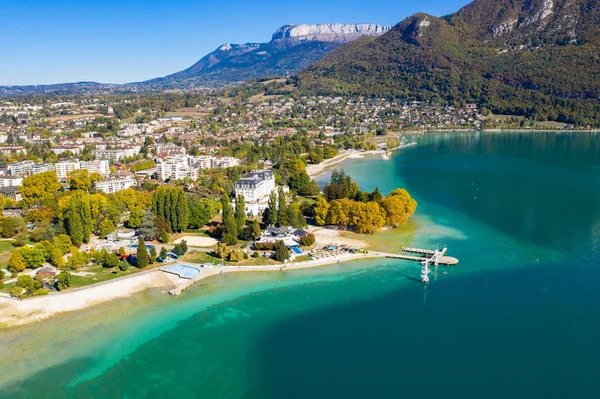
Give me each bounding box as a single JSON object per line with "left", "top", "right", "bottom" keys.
{"left": 295, "top": 0, "right": 600, "bottom": 126}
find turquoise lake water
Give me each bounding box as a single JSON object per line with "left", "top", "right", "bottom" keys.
{"left": 1, "top": 131, "right": 600, "bottom": 398}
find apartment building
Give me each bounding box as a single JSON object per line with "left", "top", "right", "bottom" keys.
{"left": 7, "top": 160, "right": 34, "bottom": 176}
{"left": 94, "top": 176, "right": 136, "bottom": 194}
{"left": 92, "top": 145, "right": 140, "bottom": 161}
{"left": 54, "top": 161, "right": 80, "bottom": 179}
{"left": 156, "top": 156, "right": 198, "bottom": 181}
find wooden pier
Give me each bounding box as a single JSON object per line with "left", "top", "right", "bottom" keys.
{"left": 385, "top": 246, "right": 459, "bottom": 266}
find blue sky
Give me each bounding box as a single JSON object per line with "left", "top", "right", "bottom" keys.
{"left": 0, "top": 0, "right": 471, "bottom": 85}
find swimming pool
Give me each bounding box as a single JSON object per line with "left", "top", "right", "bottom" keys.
{"left": 291, "top": 246, "right": 303, "bottom": 255}
{"left": 161, "top": 264, "right": 200, "bottom": 279}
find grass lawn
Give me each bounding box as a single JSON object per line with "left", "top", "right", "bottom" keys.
{"left": 68, "top": 264, "right": 157, "bottom": 289}
{"left": 0, "top": 240, "right": 16, "bottom": 252}
{"left": 0, "top": 282, "right": 14, "bottom": 294}
{"left": 0, "top": 240, "right": 15, "bottom": 266}
{"left": 181, "top": 250, "right": 281, "bottom": 267}
{"left": 181, "top": 251, "right": 222, "bottom": 265}
{"left": 293, "top": 255, "right": 311, "bottom": 262}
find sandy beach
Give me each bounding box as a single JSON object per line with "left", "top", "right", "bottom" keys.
{"left": 309, "top": 226, "right": 368, "bottom": 248}
{"left": 0, "top": 270, "right": 174, "bottom": 328}
{"left": 172, "top": 236, "right": 218, "bottom": 247}
{"left": 0, "top": 245, "right": 392, "bottom": 327}
{"left": 307, "top": 150, "right": 368, "bottom": 178}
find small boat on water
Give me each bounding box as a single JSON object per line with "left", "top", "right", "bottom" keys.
{"left": 420, "top": 260, "right": 431, "bottom": 284}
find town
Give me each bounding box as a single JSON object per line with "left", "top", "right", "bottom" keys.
{"left": 0, "top": 91, "right": 436, "bottom": 300}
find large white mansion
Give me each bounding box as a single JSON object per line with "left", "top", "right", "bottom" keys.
{"left": 235, "top": 170, "right": 277, "bottom": 216}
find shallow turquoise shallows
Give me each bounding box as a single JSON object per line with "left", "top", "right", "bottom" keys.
{"left": 2, "top": 131, "right": 600, "bottom": 399}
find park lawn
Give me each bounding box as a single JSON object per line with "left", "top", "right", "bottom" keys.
{"left": 68, "top": 264, "right": 150, "bottom": 289}
{"left": 0, "top": 241, "right": 16, "bottom": 252}
{"left": 0, "top": 240, "right": 16, "bottom": 266}
{"left": 181, "top": 251, "right": 222, "bottom": 265}
{"left": 0, "top": 282, "right": 14, "bottom": 294}
{"left": 181, "top": 250, "right": 280, "bottom": 266}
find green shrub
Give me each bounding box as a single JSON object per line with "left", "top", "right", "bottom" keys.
{"left": 299, "top": 233, "right": 316, "bottom": 247}
{"left": 118, "top": 260, "right": 130, "bottom": 271}
{"left": 33, "top": 288, "right": 49, "bottom": 296}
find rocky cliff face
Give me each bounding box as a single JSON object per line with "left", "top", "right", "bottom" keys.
{"left": 451, "top": 0, "right": 600, "bottom": 48}
{"left": 140, "top": 22, "right": 389, "bottom": 88}
{"left": 272, "top": 23, "right": 390, "bottom": 43}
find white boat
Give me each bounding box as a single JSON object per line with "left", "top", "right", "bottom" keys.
{"left": 420, "top": 260, "right": 431, "bottom": 284}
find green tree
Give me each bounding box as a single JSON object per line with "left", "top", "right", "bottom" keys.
{"left": 187, "top": 196, "right": 219, "bottom": 229}
{"left": 63, "top": 194, "right": 92, "bottom": 245}
{"left": 98, "top": 219, "right": 115, "bottom": 238}
{"left": 105, "top": 253, "right": 120, "bottom": 269}
{"left": 251, "top": 220, "right": 262, "bottom": 240}
{"left": 370, "top": 187, "right": 383, "bottom": 203}
{"left": 136, "top": 236, "right": 149, "bottom": 268}
{"left": 234, "top": 194, "right": 246, "bottom": 235}
{"left": 10, "top": 285, "right": 25, "bottom": 298}
{"left": 287, "top": 203, "right": 306, "bottom": 228}
{"left": 50, "top": 248, "right": 65, "bottom": 269}
{"left": 138, "top": 211, "right": 156, "bottom": 241}
{"left": 274, "top": 240, "right": 289, "bottom": 263}
{"left": 53, "top": 235, "right": 73, "bottom": 254}
{"left": 159, "top": 246, "right": 168, "bottom": 260}
{"left": 16, "top": 275, "right": 36, "bottom": 294}
{"left": 56, "top": 271, "right": 72, "bottom": 290}
{"left": 381, "top": 189, "right": 418, "bottom": 228}
{"left": 221, "top": 192, "right": 233, "bottom": 222}
{"left": 68, "top": 169, "right": 94, "bottom": 191}
{"left": 265, "top": 190, "right": 278, "bottom": 226}
{"left": 277, "top": 187, "right": 287, "bottom": 226}
{"left": 214, "top": 242, "right": 229, "bottom": 259}
{"left": 149, "top": 246, "right": 157, "bottom": 264}
{"left": 222, "top": 216, "right": 238, "bottom": 245}
{"left": 20, "top": 171, "right": 61, "bottom": 209}
{"left": 20, "top": 245, "right": 46, "bottom": 269}
{"left": 161, "top": 231, "right": 169, "bottom": 244}
{"left": 8, "top": 249, "right": 26, "bottom": 273}
{"left": 152, "top": 186, "right": 188, "bottom": 232}
{"left": 313, "top": 197, "right": 330, "bottom": 226}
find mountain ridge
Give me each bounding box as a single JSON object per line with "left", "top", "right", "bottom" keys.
{"left": 295, "top": 0, "right": 600, "bottom": 125}
{"left": 139, "top": 23, "right": 390, "bottom": 88}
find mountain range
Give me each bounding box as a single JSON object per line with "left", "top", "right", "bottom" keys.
{"left": 137, "top": 23, "right": 390, "bottom": 88}
{"left": 295, "top": 0, "right": 600, "bottom": 125}
{"left": 0, "top": 23, "right": 389, "bottom": 96}
{"left": 2, "top": 0, "right": 600, "bottom": 126}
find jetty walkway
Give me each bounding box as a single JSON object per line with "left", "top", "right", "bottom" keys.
{"left": 385, "top": 247, "right": 459, "bottom": 266}
{"left": 164, "top": 246, "right": 459, "bottom": 296}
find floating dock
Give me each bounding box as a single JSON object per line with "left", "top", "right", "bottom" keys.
{"left": 385, "top": 246, "right": 459, "bottom": 266}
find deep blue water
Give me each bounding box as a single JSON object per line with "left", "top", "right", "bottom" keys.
{"left": 2, "top": 131, "right": 600, "bottom": 399}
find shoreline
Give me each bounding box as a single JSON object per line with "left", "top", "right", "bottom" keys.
{"left": 401, "top": 128, "right": 600, "bottom": 134}
{"left": 0, "top": 251, "right": 392, "bottom": 328}
{"left": 307, "top": 149, "right": 382, "bottom": 178}
{"left": 0, "top": 269, "right": 174, "bottom": 328}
